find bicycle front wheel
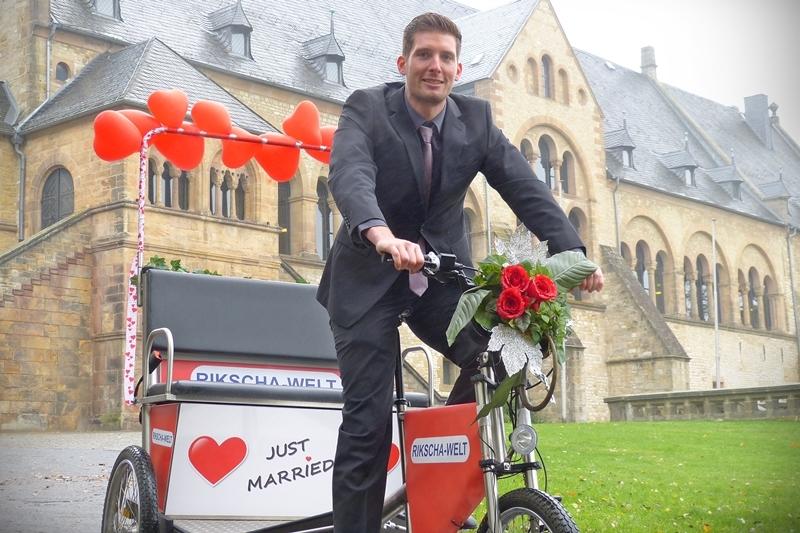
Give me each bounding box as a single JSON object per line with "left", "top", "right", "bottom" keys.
{"left": 478, "top": 488, "right": 579, "bottom": 533}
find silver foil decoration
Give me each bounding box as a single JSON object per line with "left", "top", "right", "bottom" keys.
{"left": 494, "top": 225, "right": 549, "bottom": 266}
{"left": 487, "top": 324, "right": 546, "bottom": 384}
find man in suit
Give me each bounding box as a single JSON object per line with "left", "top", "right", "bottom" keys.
{"left": 316, "top": 12, "right": 604, "bottom": 532}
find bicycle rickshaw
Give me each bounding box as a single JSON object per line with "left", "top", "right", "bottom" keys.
{"left": 102, "top": 252, "right": 579, "bottom": 533}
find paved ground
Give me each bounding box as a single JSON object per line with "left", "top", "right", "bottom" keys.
{"left": 0, "top": 431, "right": 140, "bottom": 533}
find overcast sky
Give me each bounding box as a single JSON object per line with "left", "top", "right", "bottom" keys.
{"left": 457, "top": 0, "right": 800, "bottom": 143}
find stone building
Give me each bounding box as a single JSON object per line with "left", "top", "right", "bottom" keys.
{"left": 1, "top": 0, "right": 797, "bottom": 429}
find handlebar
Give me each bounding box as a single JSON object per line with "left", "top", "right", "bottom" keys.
{"left": 382, "top": 251, "right": 477, "bottom": 277}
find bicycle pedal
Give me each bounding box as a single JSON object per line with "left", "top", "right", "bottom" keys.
{"left": 553, "top": 494, "right": 563, "bottom": 502}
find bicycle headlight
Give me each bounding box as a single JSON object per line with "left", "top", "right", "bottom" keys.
{"left": 510, "top": 424, "right": 538, "bottom": 455}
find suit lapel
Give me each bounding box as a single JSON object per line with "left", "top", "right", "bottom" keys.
{"left": 387, "top": 87, "right": 426, "bottom": 204}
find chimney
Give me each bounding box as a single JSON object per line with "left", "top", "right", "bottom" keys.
{"left": 744, "top": 94, "right": 773, "bottom": 149}
{"left": 641, "top": 46, "right": 657, "bottom": 80}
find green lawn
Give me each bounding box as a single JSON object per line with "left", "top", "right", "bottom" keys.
{"left": 488, "top": 420, "right": 800, "bottom": 532}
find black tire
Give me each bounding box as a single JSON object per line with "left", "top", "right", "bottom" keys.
{"left": 478, "top": 488, "right": 580, "bottom": 533}
{"left": 101, "top": 445, "right": 160, "bottom": 533}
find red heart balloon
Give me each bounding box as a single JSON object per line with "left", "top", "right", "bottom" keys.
{"left": 282, "top": 100, "right": 322, "bottom": 146}
{"left": 191, "top": 100, "right": 232, "bottom": 135}
{"left": 254, "top": 133, "right": 300, "bottom": 182}
{"left": 119, "top": 109, "right": 161, "bottom": 136}
{"left": 222, "top": 126, "right": 260, "bottom": 168}
{"left": 152, "top": 121, "right": 204, "bottom": 170}
{"left": 93, "top": 110, "right": 142, "bottom": 162}
{"left": 147, "top": 89, "right": 188, "bottom": 129}
{"left": 306, "top": 125, "right": 336, "bottom": 164}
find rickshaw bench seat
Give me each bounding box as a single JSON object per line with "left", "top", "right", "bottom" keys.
{"left": 141, "top": 268, "right": 432, "bottom": 408}
{"left": 146, "top": 380, "right": 432, "bottom": 407}
{"left": 143, "top": 268, "right": 338, "bottom": 366}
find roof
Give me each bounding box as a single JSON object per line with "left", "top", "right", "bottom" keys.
{"left": 605, "top": 126, "right": 636, "bottom": 150}
{"left": 50, "top": 0, "right": 479, "bottom": 103}
{"left": 302, "top": 33, "right": 345, "bottom": 60}
{"left": 0, "top": 81, "right": 18, "bottom": 136}
{"left": 656, "top": 148, "right": 697, "bottom": 170}
{"left": 663, "top": 84, "right": 800, "bottom": 199}
{"left": 759, "top": 179, "right": 790, "bottom": 199}
{"left": 576, "top": 49, "right": 786, "bottom": 224}
{"left": 209, "top": 1, "right": 252, "bottom": 31}
{"left": 20, "top": 38, "right": 276, "bottom": 134}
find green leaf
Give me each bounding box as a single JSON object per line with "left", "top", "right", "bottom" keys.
{"left": 476, "top": 368, "right": 525, "bottom": 420}
{"left": 474, "top": 306, "right": 496, "bottom": 331}
{"left": 514, "top": 311, "right": 531, "bottom": 332}
{"left": 545, "top": 251, "right": 598, "bottom": 291}
{"left": 446, "top": 289, "right": 491, "bottom": 346}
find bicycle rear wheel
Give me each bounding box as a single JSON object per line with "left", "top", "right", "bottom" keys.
{"left": 478, "top": 488, "right": 579, "bottom": 533}
{"left": 101, "top": 445, "right": 160, "bottom": 533}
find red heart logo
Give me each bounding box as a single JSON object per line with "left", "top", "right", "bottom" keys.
{"left": 188, "top": 436, "right": 248, "bottom": 486}
{"left": 387, "top": 443, "right": 400, "bottom": 473}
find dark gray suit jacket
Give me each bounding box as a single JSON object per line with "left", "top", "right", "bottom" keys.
{"left": 316, "top": 82, "right": 583, "bottom": 327}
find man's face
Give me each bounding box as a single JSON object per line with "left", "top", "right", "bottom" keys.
{"left": 397, "top": 31, "right": 462, "bottom": 111}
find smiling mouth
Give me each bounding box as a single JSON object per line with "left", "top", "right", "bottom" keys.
{"left": 422, "top": 79, "right": 444, "bottom": 86}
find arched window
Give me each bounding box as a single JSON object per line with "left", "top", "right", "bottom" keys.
{"left": 520, "top": 139, "right": 534, "bottom": 164}
{"left": 763, "top": 275, "right": 775, "bottom": 331}
{"left": 655, "top": 253, "right": 665, "bottom": 313}
{"left": 715, "top": 263, "right": 724, "bottom": 323}
{"left": 179, "top": 171, "right": 189, "bottom": 211}
{"left": 696, "top": 256, "right": 709, "bottom": 321}
{"left": 683, "top": 257, "right": 694, "bottom": 318}
{"left": 560, "top": 151, "right": 573, "bottom": 194}
{"left": 209, "top": 169, "right": 218, "bottom": 215}
{"left": 161, "top": 163, "right": 173, "bottom": 208}
{"left": 534, "top": 137, "right": 554, "bottom": 188}
{"left": 235, "top": 175, "right": 246, "bottom": 220}
{"left": 55, "top": 62, "right": 70, "bottom": 82}
{"left": 748, "top": 268, "right": 760, "bottom": 327}
{"left": 316, "top": 179, "right": 333, "bottom": 260}
{"left": 542, "top": 55, "right": 553, "bottom": 99}
{"left": 221, "top": 172, "right": 232, "bottom": 218}
{"left": 41, "top": 168, "right": 74, "bottom": 229}
{"left": 635, "top": 241, "right": 650, "bottom": 294}
{"left": 620, "top": 241, "right": 632, "bottom": 268}
{"left": 278, "top": 181, "right": 291, "bottom": 254}
{"left": 147, "top": 158, "right": 157, "bottom": 205}
{"left": 738, "top": 270, "right": 747, "bottom": 325}
{"left": 525, "top": 58, "right": 539, "bottom": 96}
{"left": 558, "top": 68, "right": 569, "bottom": 104}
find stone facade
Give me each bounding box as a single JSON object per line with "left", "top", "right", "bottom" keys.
{"left": 1, "top": 0, "right": 797, "bottom": 429}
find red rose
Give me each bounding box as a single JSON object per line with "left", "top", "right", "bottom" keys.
{"left": 526, "top": 274, "right": 558, "bottom": 302}
{"left": 496, "top": 287, "right": 528, "bottom": 321}
{"left": 501, "top": 264, "right": 530, "bottom": 291}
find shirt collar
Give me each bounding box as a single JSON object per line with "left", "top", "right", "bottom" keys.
{"left": 403, "top": 88, "right": 446, "bottom": 134}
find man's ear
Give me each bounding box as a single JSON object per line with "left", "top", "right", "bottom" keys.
{"left": 455, "top": 62, "right": 463, "bottom": 81}
{"left": 397, "top": 55, "right": 407, "bottom": 76}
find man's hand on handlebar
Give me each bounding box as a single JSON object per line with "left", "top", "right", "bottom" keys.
{"left": 364, "top": 226, "right": 425, "bottom": 273}
{"left": 580, "top": 267, "right": 605, "bottom": 293}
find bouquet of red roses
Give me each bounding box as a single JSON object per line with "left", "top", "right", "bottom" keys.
{"left": 446, "top": 229, "right": 597, "bottom": 415}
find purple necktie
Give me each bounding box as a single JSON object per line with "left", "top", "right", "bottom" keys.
{"left": 409, "top": 123, "right": 434, "bottom": 296}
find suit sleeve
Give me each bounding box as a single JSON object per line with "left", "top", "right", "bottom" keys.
{"left": 479, "top": 102, "right": 584, "bottom": 255}
{"left": 328, "top": 89, "right": 386, "bottom": 246}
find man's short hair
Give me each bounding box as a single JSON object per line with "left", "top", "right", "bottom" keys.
{"left": 402, "top": 12, "right": 462, "bottom": 58}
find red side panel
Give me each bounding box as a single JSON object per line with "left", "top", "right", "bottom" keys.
{"left": 404, "top": 403, "right": 484, "bottom": 532}
{"left": 148, "top": 403, "right": 180, "bottom": 512}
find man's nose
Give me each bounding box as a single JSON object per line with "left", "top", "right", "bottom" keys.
{"left": 428, "top": 56, "right": 442, "bottom": 72}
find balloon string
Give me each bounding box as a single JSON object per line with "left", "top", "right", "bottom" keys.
{"left": 147, "top": 127, "right": 332, "bottom": 152}
{"left": 123, "top": 127, "right": 165, "bottom": 406}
